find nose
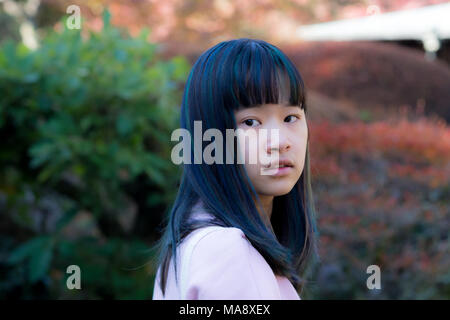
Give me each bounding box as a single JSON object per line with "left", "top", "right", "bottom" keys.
{"left": 265, "top": 128, "right": 291, "bottom": 154}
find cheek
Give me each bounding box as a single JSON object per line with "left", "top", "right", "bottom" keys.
{"left": 238, "top": 138, "right": 263, "bottom": 179}
{"left": 292, "top": 126, "right": 308, "bottom": 164}
{"left": 237, "top": 130, "right": 261, "bottom": 165}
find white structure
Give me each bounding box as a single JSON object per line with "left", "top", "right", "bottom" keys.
{"left": 296, "top": 3, "right": 450, "bottom": 60}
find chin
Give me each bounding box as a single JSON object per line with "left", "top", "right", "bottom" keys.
{"left": 258, "top": 184, "right": 295, "bottom": 197}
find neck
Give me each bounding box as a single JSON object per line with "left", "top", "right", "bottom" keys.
{"left": 255, "top": 194, "right": 274, "bottom": 222}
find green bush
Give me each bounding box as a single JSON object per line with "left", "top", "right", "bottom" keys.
{"left": 0, "top": 11, "right": 189, "bottom": 299}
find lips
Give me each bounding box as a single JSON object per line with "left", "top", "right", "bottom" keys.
{"left": 264, "top": 159, "right": 294, "bottom": 169}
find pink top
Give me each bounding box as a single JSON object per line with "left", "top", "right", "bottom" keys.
{"left": 152, "top": 209, "right": 301, "bottom": 300}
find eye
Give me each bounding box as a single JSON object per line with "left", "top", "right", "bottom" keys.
{"left": 242, "top": 119, "right": 261, "bottom": 127}
{"left": 284, "top": 115, "right": 299, "bottom": 123}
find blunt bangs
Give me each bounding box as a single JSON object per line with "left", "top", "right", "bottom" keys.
{"left": 212, "top": 39, "right": 306, "bottom": 112}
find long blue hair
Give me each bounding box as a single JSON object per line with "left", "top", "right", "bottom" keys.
{"left": 152, "top": 38, "right": 319, "bottom": 296}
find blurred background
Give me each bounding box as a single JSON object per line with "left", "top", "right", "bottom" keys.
{"left": 0, "top": 0, "right": 449, "bottom": 300}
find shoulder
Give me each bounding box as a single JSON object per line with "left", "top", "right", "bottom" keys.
{"left": 180, "top": 226, "right": 281, "bottom": 299}
{"left": 186, "top": 225, "right": 247, "bottom": 248}
{"left": 181, "top": 226, "right": 250, "bottom": 263}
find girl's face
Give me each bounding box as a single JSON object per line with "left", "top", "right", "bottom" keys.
{"left": 234, "top": 103, "right": 308, "bottom": 197}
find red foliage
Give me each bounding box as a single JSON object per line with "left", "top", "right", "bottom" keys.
{"left": 307, "top": 115, "right": 450, "bottom": 298}
{"left": 283, "top": 41, "right": 450, "bottom": 123}
{"left": 309, "top": 116, "right": 450, "bottom": 186}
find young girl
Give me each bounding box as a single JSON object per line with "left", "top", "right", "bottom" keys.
{"left": 151, "top": 38, "right": 319, "bottom": 300}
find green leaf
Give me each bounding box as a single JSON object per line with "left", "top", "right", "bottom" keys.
{"left": 8, "top": 237, "right": 55, "bottom": 283}
{"left": 116, "top": 115, "right": 135, "bottom": 136}
{"left": 55, "top": 207, "right": 79, "bottom": 232}
{"left": 23, "top": 73, "right": 39, "bottom": 83}
{"left": 37, "top": 165, "right": 60, "bottom": 183}
{"left": 29, "top": 142, "right": 54, "bottom": 168}
{"left": 103, "top": 9, "right": 111, "bottom": 29}
{"left": 7, "top": 237, "right": 50, "bottom": 265}
{"left": 29, "top": 245, "right": 53, "bottom": 283}
{"left": 144, "top": 166, "right": 165, "bottom": 186}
